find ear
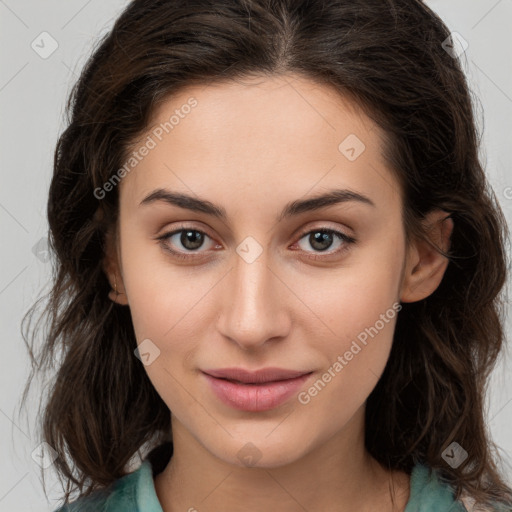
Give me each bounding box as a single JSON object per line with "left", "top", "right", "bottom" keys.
{"left": 400, "top": 210, "right": 454, "bottom": 303}
{"left": 103, "top": 226, "right": 129, "bottom": 306}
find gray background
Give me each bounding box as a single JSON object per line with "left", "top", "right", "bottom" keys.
{"left": 1, "top": 1, "right": 511, "bottom": 510}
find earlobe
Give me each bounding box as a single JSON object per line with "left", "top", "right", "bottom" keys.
{"left": 102, "top": 228, "right": 129, "bottom": 306}
{"left": 107, "top": 272, "right": 129, "bottom": 305}
{"left": 400, "top": 210, "right": 454, "bottom": 303}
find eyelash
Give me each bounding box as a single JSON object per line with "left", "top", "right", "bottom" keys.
{"left": 156, "top": 223, "right": 357, "bottom": 262}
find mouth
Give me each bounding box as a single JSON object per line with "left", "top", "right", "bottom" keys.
{"left": 201, "top": 368, "right": 314, "bottom": 412}
{"left": 202, "top": 367, "right": 312, "bottom": 384}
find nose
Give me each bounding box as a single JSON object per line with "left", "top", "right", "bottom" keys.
{"left": 216, "top": 249, "right": 292, "bottom": 351}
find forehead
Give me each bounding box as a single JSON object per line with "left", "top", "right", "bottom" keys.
{"left": 147, "top": 73, "right": 376, "bottom": 148}
{"left": 119, "top": 73, "right": 400, "bottom": 214}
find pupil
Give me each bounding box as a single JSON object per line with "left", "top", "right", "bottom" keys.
{"left": 310, "top": 231, "right": 333, "bottom": 251}
{"left": 181, "top": 230, "right": 203, "bottom": 250}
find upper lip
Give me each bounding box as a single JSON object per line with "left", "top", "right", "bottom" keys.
{"left": 202, "top": 367, "right": 312, "bottom": 384}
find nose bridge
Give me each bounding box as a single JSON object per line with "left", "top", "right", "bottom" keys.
{"left": 218, "top": 244, "right": 289, "bottom": 348}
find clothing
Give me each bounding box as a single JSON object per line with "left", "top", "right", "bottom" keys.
{"left": 54, "top": 444, "right": 473, "bottom": 511}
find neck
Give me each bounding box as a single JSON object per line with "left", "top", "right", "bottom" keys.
{"left": 154, "top": 407, "right": 410, "bottom": 512}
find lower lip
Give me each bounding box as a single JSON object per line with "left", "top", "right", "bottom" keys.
{"left": 202, "top": 372, "right": 312, "bottom": 412}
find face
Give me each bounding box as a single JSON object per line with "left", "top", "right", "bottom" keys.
{"left": 106, "top": 73, "right": 434, "bottom": 468}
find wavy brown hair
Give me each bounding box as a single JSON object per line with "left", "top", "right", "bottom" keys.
{"left": 20, "top": 0, "right": 512, "bottom": 508}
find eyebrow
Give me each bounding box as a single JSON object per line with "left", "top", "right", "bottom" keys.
{"left": 139, "top": 187, "right": 376, "bottom": 221}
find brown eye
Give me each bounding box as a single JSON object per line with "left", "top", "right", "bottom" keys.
{"left": 293, "top": 228, "right": 356, "bottom": 260}
{"left": 174, "top": 229, "right": 205, "bottom": 251}
{"left": 156, "top": 225, "right": 218, "bottom": 260}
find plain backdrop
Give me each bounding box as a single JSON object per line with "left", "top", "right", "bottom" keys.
{"left": 1, "top": 1, "right": 511, "bottom": 510}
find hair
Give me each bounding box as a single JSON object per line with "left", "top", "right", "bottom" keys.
{"left": 20, "top": 0, "right": 512, "bottom": 509}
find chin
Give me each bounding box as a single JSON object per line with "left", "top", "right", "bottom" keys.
{"left": 201, "top": 428, "right": 313, "bottom": 469}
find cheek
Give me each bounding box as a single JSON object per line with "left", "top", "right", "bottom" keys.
{"left": 119, "top": 233, "right": 221, "bottom": 403}
{"left": 296, "top": 308, "right": 399, "bottom": 429}
{"left": 120, "top": 243, "right": 206, "bottom": 412}
{"left": 290, "top": 236, "right": 403, "bottom": 344}
{"left": 292, "top": 234, "right": 403, "bottom": 398}
{"left": 120, "top": 229, "right": 203, "bottom": 338}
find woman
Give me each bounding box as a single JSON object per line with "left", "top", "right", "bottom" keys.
{"left": 22, "top": 0, "right": 512, "bottom": 510}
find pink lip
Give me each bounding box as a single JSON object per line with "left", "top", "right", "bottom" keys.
{"left": 201, "top": 367, "right": 313, "bottom": 412}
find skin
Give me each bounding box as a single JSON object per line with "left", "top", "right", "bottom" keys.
{"left": 104, "top": 73, "right": 453, "bottom": 512}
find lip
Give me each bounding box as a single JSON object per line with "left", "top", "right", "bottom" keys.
{"left": 203, "top": 367, "right": 311, "bottom": 383}
{"left": 201, "top": 367, "right": 313, "bottom": 412}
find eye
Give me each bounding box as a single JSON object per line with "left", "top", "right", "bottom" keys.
{"left": 156, "top": 224, "right": 357, "bottom": 262}
{"left": 292, "top": 228, "right": 356, "bottom": 260}
{"left": 156, "top": 225, "right": 219, "bottom": 260}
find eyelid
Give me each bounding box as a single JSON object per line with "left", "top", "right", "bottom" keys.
{"left": 293, "top": 221, "right": 355, "bottom": 241}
